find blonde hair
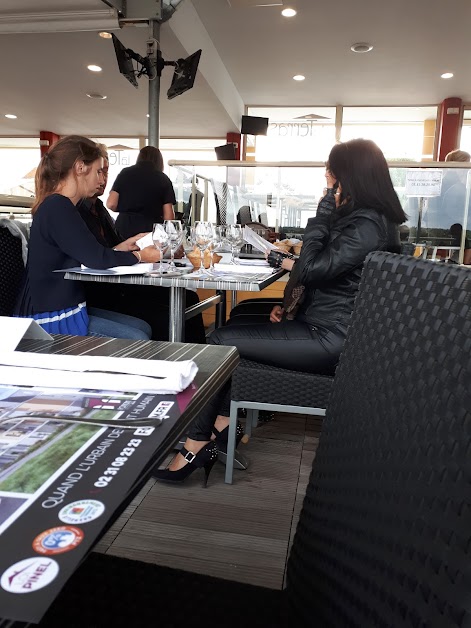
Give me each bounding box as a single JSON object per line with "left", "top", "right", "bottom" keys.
{"left": 32, "top": 135, "right": 102, "bottom": 214}
{"left": 445, "top": 149, "right": 471, "bottom": 163}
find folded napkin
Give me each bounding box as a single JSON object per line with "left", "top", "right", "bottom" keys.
{"left": 0, "top": 352, "right": 198, "bottom": 395}
{"left": 214, "top": 263, "right": 273, "bottom": 274}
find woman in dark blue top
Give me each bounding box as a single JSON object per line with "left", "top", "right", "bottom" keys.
{"left": 15, "top": 135, "right": 160, "bottom": 339}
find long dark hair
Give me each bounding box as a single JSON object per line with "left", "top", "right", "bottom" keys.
{"left": 32, "top": 135, "right": 102, "bottom": 214}
{"left": 136, "top": 145, "right": 164, "bottom": 171}
{"left": 327, "top": 139, "right": 407, "bottom": 224}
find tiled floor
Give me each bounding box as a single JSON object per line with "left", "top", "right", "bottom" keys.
{"left": 95, "top": 413, "right": 322, "bottom": 589}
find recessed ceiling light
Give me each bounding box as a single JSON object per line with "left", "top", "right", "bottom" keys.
{"left": 146, "top": 114, "right": 150, "bottom": 117}
{"left": 281, "top": 8, "right": 297, "bottom": 17}
{"left": 441, "top": 72, "right": 454, "bottom": 79}
{"left": 87, "top": 64, "right": 102, "bottom": 72}
{"left": 293, "top": 75, "right": 305, "bottom": 81}
{"left": 99, "top": 31, "right": 112, "bottom": 39}
{"left": 86, "top": 92, "right": 107, "bottom": 100}
{"left": 351, "top": 42, "right": 373, "bottom": 53}
{"left": 5, "top": 113, "right": 17, "bottom": 119}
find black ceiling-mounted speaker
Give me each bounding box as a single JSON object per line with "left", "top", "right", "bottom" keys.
{"left": 167, "top": 49, "right": 202, "bottom": 100}
{"left": 214, "top": 143, "right": 238, "bottom": 160}
{"left": 241, "top": 115, "right": 269, "bottom": 135}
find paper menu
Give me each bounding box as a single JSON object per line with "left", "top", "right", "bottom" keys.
{"left": 136, "top": 232, "right": 154, "bottom": 249}
{"left": 243, "top": 226, "right": 278, "bottom": 253}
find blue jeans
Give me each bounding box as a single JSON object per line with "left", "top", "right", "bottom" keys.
{"left": 88, "top": 307, "right": 152, "bottom": 341}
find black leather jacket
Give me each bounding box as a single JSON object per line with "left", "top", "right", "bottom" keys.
{"left": 295, "top": 206, "right": 400, "bottom": 330}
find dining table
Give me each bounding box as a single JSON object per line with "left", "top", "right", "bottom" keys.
{"left": 0, "top": 334, "right": 239, "bottom": 624}
{"left": 64, "top": 255, "right": 286, "bottom": 342}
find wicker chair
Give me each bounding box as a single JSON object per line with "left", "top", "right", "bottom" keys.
{"left": 286, "top": 251, "right": 471, "bottom": 625}
{"left": 225, "top": 360, "right": 334, "bottom": 483}
{"left": 0, "top": 218, "right": 28, "bottom": 316}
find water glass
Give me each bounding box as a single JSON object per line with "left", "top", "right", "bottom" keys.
{"left": 193, "top": 221, "right": 214, "bottom": 274}
{"left": 208, "top": 226, "right": 225, "bottom": 272}
{"left": 225, "top": 224, "right": 244, "bottom": 264}
{"left": 152, "top": 223, "right": 169, "bottom": 274}
{"left": 164, "top": 219, "right": 184, "bottom": 271}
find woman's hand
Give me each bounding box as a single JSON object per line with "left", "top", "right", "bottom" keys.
{"left": 138, "top": 245, "right": 161, "bottom": 263}
{"left": 269, "top": 305, "right": 284, "bottom": 323}
{"left": 325, "top": 169, "right": 337, "bottom": 190}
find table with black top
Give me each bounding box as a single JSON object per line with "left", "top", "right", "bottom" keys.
{"left": 0, "top": 335, "right": 238, "bottom": 624}
{"left": 64, "top": 266, "right": 286, "bottom": 342}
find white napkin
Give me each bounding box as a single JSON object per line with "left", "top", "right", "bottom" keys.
{"left": 0, "top": 352, "right": 198, "bottom": 394}
{"left": 77, "top": 264, "right": 154, "bottom": 275}
{"left": 214, "top": 263, "right": 273, "bottom": 274}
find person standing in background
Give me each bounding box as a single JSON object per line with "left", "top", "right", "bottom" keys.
{"left": 107, "top": 145, "right": 176, "bottom": 239}
{"left": 440, "top": 149, "right": 471, "bottom": 229}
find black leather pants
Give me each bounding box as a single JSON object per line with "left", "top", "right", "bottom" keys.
{"left": 187, "top": 319, "right": 345, "bottom": 441}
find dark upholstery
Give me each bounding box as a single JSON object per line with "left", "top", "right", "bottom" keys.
{"left": 0, "top": 225, "right": 26, "bottom": 316}
{"left": 287, "top": 252, "right": 471, "bottom": 627}
{"left": 232, "top": 358, "right": 333, "bottom": 408}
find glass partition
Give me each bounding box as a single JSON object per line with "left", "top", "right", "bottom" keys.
{"left": 169, "top": 160, "right": 471, "bottom": 264}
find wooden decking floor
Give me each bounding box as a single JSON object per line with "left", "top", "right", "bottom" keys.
{"left": 95, "top": 413, "right": 322, "bottom": 590}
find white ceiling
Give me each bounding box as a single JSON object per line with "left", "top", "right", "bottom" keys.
{"left": 0, "top": 0, "right": 470, "bottom": 139}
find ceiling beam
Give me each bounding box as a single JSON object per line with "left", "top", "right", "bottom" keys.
{"left": 168, "top": 0, "right": 244, "bottom": 132}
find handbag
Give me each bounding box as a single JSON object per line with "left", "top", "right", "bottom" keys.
{"left": 282, "top": 261, "right": 305, "bottom": 320}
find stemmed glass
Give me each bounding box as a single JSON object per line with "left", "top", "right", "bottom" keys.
{"left": 192, "top": 221, "right": 214, "bottom": 274}
{"left": 225, "top": 224, "right": 244, "bottom": 264}
{"left": 152, "top": 223, "right": 169, "bottom": 275}
{"left": 208, "top": 226, "right": 225, "bottom": 273}
{"left": 164, "top": 219, "right": 184, "bottom": 272}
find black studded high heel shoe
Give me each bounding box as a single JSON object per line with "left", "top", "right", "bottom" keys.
{"left": 212, "top": 421, "right": 249, "bottom": 471}
{"left": 153, "top": 441, "right": 218, "bottom": 487}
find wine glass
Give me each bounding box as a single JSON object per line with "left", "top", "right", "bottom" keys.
{"left": 225, "top": 224, "right": 244, "bottom": 264}
{"left": 208, "top": 225, "right": 225, "bottom": 273}
{"left": 193, "top": 221, "right": 214, "bottom": 274}
{"left": 152, "top": 223, "right": 169, "bottom": 274}
{"left": 164, "top": 219, "right": 184, "bottom": 272}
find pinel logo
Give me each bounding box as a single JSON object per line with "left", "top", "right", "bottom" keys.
{"left": 1, "top": 557, "right": 59, "bottom": 594}
{"left": 58, "top": 499, "right": 105, "bottom": 525}
{"left": 33, "top": 526, "right": 84, "bottom": 555}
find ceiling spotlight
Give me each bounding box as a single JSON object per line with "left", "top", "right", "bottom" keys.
{"left": 99, "top": 31, "right": 112, "bottom": 39}
{"left": 351, "top": 42, "right": 373, "bottom": 53}
{"left": 5, "top": 113, "right": 17, "bottom": 119}
{"left": 86, "top": 93, "right": 107, "bottom": 100}
{"left": 441, "top": 72, "right": 454, "bottom": 79}
{"left": 282, "top": 8, "right": 297, "bottom": 17}
{"left": 293, "top": 75, "right": 305, "bottom": 81}
{"left": 87, "top": 64, "right": 102, "bottom": 72}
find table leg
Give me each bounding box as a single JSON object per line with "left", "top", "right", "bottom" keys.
{"left": 215, "top": 290, "right": 226, "bottom": 329}
{"left": 231, "top": 290, "right": 238, "bottom": 309}
{"left": 170, "top": 287, "right": 184, "bottom": 342}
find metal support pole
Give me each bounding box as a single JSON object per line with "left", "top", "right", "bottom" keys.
{"left": 148, "top": 19, "right": 161, "bottom": 148}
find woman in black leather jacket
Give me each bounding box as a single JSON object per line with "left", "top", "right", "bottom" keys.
{"left": 154, "top": 138, "right": 407, "bottom": 484}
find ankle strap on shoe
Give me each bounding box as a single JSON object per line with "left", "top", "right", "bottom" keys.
{"left": 181, "top": 447, "right": 196, "bottom": 464}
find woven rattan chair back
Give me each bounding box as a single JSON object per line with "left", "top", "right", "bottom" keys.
{"left": 0, "top": 221, "right": 27, "bottom": 316}
{"left": 287, "top": 252, "right": 471, "bottom": 627}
